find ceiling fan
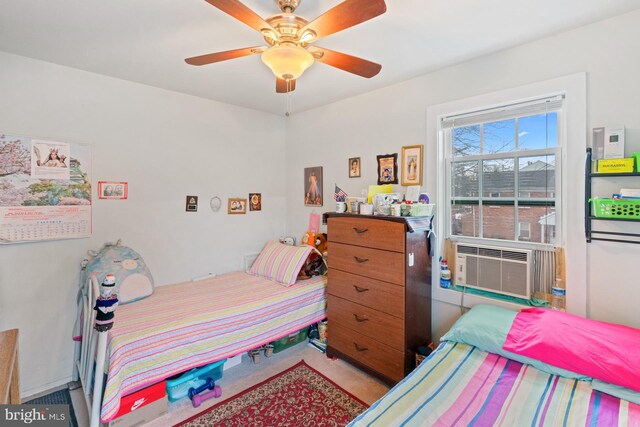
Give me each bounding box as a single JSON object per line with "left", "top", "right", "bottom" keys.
{"left": 185, "top": 0, "right": 387, "bottom": 93}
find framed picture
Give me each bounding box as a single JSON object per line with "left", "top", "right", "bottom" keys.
{"left": 401, "top": 145, "right": 423, "bottom": 186}
{"left": 304, "top": 166, "right": 323, "bottom": 206}
{"left": 98, "top": 181, "right": 128, "bottom": 200}
{"left": 249, "top": 193, "right": 261, "bottom": 211}
{"left": 228, "top": 198, "right": 247, "bottom": 214}
{"left": 376, "top": 154, "right": 398, "bottom": 185}
{"left": 348, "top": 157, "right": 361, "bottom": 178}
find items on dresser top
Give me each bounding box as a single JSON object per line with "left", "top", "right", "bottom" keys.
{"left": 325, "top": 214, "right": 433, "bottom": 385}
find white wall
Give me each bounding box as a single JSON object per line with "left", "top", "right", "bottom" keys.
{"left": 286, "top": 10, "right": 640, "bottom": 340}
{"left": 0, "top": 52, "right": 286, "bottom": 397}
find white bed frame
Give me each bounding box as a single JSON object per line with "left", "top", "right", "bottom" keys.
{"left": 72, "top": 276, "right": 110, "bottom": 427}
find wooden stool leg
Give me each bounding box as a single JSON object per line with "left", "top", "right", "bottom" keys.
{"left": 10, "top": 351, "right": 20, "bottom": 404}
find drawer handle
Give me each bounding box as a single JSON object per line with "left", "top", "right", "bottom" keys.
{"left": 353, "top": 285, "right": 369, "bottom": 293}
{"left": 353, "top": 256, "right": 369, "bottom": 264}
{"left": 353, "top": 314, "right": 369, "bottom": 323}
{"left": 354, "top": 342, "right": 369, "bottom": 352}
{"left": 353, "top": 227, "right": 369, "bottom": 234}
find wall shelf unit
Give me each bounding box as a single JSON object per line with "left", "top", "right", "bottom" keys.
{"left": 585, "top": 147, "right": 640, "bottom": 244}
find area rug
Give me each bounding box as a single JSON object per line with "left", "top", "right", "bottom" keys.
{"left": 177, "top": 360, "right": 368, "bottom": 427}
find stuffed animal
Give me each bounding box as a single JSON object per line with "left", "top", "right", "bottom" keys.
{"left": 314, "top": 233, "right": 328, "bottom": 257}
{"left": 301, "top": 231, "right": 316, "bottom": 247}
{"left": 82, "top": 239, "right": 154, "bottom": 304}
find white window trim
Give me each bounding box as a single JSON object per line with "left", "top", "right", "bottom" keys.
{"left": 426, "top": 73, "right": 587, "bottom": 317}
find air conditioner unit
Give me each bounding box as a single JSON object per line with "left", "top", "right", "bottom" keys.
{"left": 454, "top": 243, "right": 531, "bottom": 299}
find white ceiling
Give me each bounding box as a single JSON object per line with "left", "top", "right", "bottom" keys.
{"left": 1, "top": 0, "right": 640, "bottom": 115}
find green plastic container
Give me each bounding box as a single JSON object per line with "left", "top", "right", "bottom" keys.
{"left": 590, "top": 198, "right": 640, "bottom": 219}
{"left": 271, "top": 327, "right": 309, "bottom": 353}
{"left": 632, "top": 152, "right": 640, "bottom": 172}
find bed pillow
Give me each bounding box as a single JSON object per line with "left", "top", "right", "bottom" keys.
{"left": 249, "top": 241, "right": 312, "bottom": 286}
{"left": 441, "top": 304, "right": 589, "bottom": 380}
{"left": 591, "top": 380, "right": 640, "bottom": 405}
{"left": 503, "top": 308, "right": 640, "bottom": 392}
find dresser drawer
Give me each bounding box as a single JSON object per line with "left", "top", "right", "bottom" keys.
{"left": 329, "top": 242, "right": 405, "bottom": 285}
{"left": 329, "top": 323, "right": 404, "bottom": 382}
{"left": 328, "top": 270, "right": 404, "bottom": 317}
{"left": 328, "top": 295, "right": 404, "bottom": 349}
{"left": 328, "top": 217, "right": 405, "bottom": 253}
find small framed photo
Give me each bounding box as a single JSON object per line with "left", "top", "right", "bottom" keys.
{"left": 228, "top": 198, "right": 247, "bottom": 214}
{"left": 376, "top": 154, "right": 398, "bottom": 185}
{"left": 348, "top": 157, "right": 361, "bottom": 178}
{"left": 304, "top": 166, "right": 323, "bottom": 207}
{"left": 249, "top": 193, "right": 262, "bottom": 211}
{"left": 401, "top": 145, "right": 423, "bottom": 186}
{"left": 98, "top": 181, "right": 128, "bottom": 200}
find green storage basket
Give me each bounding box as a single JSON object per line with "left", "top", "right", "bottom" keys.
{"left": 271, "top": 327, "right": 309, "bottom": 353}
{"left": 590, "top": 198, "right": 640, "bottom": 219}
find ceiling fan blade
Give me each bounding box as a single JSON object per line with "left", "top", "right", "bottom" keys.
{"left": 185, "top": 46, "right": 264, "bottom": 66}
{"left": 276, "top": 78, "right": 297, "bottom": 93}
{"left": 203, "top": 0, "right": 276, "bottom": 33}
{"left": 309, "top": 47, "right": 381, "bottom": 78}
{"left": 299, "top": 0, "right": 386, "bottom": 41}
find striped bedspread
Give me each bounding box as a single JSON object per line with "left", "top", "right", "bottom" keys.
{"left": 350, "top": 341, "right": 640, "bottom": 426}
{"left": 100, "top": 271, "right": 326, "bottom": 422}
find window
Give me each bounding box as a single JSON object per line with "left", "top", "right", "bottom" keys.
{"left": 444, "top": 96, "right": 562, "bottom": 246}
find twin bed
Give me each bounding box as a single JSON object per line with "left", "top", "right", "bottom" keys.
{"left": 74, "top": 241, "right": 326, "bottom": 426}
{"left": 350, "top": 305, "right": 640, "bottom": 426}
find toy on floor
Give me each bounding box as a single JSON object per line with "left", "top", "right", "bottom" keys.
{"left": 188, "top": 377, "right": 222, "bottom": 408}
{"left": 191, "top": 385, "right": 222, "bottom": 408}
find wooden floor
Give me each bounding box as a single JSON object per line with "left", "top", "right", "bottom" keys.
{"left": 71, "top": 341, "right": 390, "bottom": 427}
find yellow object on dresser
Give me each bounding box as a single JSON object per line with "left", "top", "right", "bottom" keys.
{"left": 325, "top": 214, "right": 432, "bottom": 385}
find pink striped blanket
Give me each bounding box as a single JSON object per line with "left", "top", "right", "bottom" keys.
{"left": 100, "top": 271, "right": 327, "bottom": 422}
{"left": 350, "top": 341, "right": 640, "bottom": 426}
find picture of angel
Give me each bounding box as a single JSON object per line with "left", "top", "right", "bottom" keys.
{"left": 31, "top": 140, "right": 71, "bottom": 180}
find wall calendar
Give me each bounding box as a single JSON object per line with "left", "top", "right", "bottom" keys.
{"left": 0, "top": 133, "right": 92, "bottom": 243}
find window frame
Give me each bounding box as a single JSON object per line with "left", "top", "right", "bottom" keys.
{"left": 443, "top": 106, "right": 564, "bottom": 250}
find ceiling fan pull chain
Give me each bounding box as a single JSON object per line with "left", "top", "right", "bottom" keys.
{"left": 285, "top": 83, "right": 292, "bottom": 117}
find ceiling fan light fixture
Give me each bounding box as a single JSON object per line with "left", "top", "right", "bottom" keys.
{"left": 261, "top": 44, "right": 314, "bottom": 80}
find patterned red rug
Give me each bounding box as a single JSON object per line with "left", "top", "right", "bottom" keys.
{"left": 177, "top": 360, "right": 368, "bottom": 427}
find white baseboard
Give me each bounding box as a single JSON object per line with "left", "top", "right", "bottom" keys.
{"left": 22, "top": 376, "right": 73, "bottom": 401}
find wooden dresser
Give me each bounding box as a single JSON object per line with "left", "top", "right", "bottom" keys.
{"left": 325, "top": 213, "right": 432, "bottom": 385}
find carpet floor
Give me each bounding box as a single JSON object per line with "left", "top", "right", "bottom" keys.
{"left": 25, "top": 388, "right": 79, "bottom": 427}
{"left": 177, "top": 360, "right": 368, "bottom": 427}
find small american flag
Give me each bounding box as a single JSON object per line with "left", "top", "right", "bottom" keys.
{"left": 334, "top": 184, "right": 348, "bottom": 202}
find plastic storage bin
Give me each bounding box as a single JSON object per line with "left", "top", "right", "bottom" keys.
{"left": 271, "top": 327, "right": 309, "bottom": 353}
{"left": 166, "top": 359, "right": 226, "bottom": 402}
{"left": 591, "top": 198, "right": 640, "bottom": 219}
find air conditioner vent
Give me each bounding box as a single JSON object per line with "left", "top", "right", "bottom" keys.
{"left": 501, "top": 250, "right": 529, "bottom": 262}
{"left": 457, "top": 245, "right": 478, "bottom": 255}
{"left": 454, "top": 243, "right": 531, "bottom": 299}
{"left": 478, "top": 247, "right": 501, "bottom": 258}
